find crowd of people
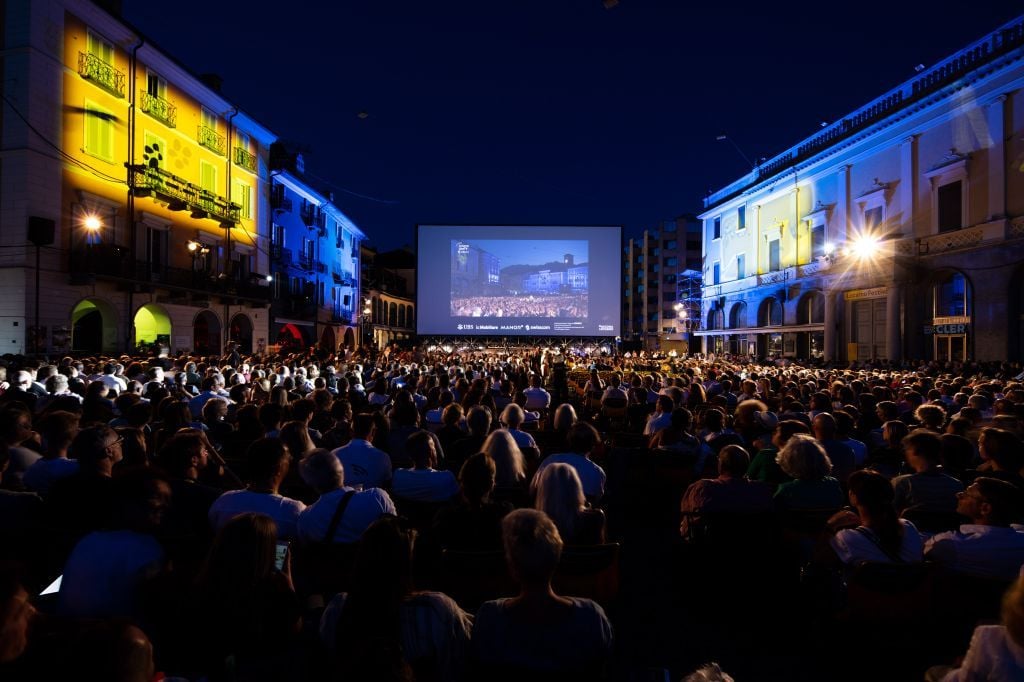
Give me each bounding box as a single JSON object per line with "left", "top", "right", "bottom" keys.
{"left": 0, "top": 344, "right": 1023, "bottom": 680}
{"left": 450, "top": 294, "right": 588, "bottom": 319}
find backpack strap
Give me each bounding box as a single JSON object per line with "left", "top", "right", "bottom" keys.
{"left": 324, "top": 490, "right": 357, "bottom": 543}
{"left": 853, "top": 526, "right": 905, "bottom": 564}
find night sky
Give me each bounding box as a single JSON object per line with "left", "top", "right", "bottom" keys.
{"left": 121, "top": 1, "right": 1019, "bottom": 251}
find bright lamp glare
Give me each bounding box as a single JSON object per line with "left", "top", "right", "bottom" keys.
{"left": 850, "top": 236, "right": 880, "bottom": 259}
{"left": 83, "top": 215, "right": 102, "bottom": 231}
{"left": 265, "top": 274, "right": 274, "bottom": 282}
{"left": 823, "top": 242, "right": 835, "bottom": 255}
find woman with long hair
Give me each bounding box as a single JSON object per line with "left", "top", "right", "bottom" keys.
{"left": 534, "top": 463, "right": 605, "bottom": 545}
{"left": 322, "top": 516, "right": 473, "bottom": 681}
{"left": 482, "top": 430, "right": 527, "bottom": 489}
{"left": 184, "top": 513, "right": 301, "bottom": 678}
{"left": 828, "top": 469, "right": 923, "bottom": 565}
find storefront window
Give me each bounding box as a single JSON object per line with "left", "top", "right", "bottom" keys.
{"left": 934, "top": 273, "right": 968, "bottom": 317}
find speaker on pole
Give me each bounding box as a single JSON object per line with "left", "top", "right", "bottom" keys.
{"left": 27, "top": 217, "right": 55, "bottom": 246}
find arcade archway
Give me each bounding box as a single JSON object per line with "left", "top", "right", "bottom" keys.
{"left": 319, "top": 326, "right": 336, "bottom": 352}
{"left": 229, "top": 313, "right": 253, "bottom": 354}
{"left": 277, "top": 323, "right": 305, "bottom": 353}
{"left": 133, "top": 303, "right": 172, "bottom": 351}
{"left": 71, "top": 298, "right": 118, "bottom": 353}
{"left": 193, "top": 310, "right": 221, "bottom": 356}
{"left": 343, "top": 327, "right": 356, "bottom": 350}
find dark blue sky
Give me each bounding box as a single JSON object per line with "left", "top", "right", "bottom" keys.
{"left": 121, "top": 1, "right": 1019, "bottom": 251}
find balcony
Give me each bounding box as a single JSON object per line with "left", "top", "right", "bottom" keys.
{"left": 271, "top": 193, "right": 292, "bottom": 212}
{"left": 130, "top": 165, "right": 239, "bottom": 226}
{"left": 299, "top": 255, "right": 314, "bottom": 271}
{"left": 234, "top": 146, "right": 257, "bottom": 172}
{"left": 69, "top": 245, "right": 270, "bottom": 302}
{"left": 198, "top": 125, "right": 226, "bottom": 155}
{"left": 139, "top": 90, "right": 176, "bottom": 128}
{"left": 272, "top": 246, "right": 293, "bottom": 266}
{"left": 300, "top": 204, "right": 326, "bottom": 229}
{"left": 78, "top": 52, "right": 125, "bottom": 97}
{"left": 316, "top": 262, "right": 326, "bottom": 274}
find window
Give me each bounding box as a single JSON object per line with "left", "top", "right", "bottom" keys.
{"left": 737, "top": 206, "right": 746, "bottom": 230}
{"left": 664, "top": 240, "right": 677, "bottom": 249}
{"left": 736, "top": 254, "right": 745, "bottom": 280}
{"left": 664, "top": 257, "right": 678, "bottom": 267}
{"left": 934, "top": 273, "right": 969, "bottom": 317}
{"left": 768, "top": 239, "right": 780, "bottom": 272}
{"left": 864, "top": 206, "right": 884, "bottom": 233}
{"left": 236, "top": 130, "right": 251, "bottom": 153}
{"left": 87, "top": 29, "right": 113, "bottom": 64}
{"left": 272, "top": 224, "right": 285, "bottom": 246}
{"left": 232, "top": 180, "right": 252, "bottom": 219}
{"left": 83, "top": 100, "right": 114, "bottom": 161}
{"left": 937, "top": 181, "right": 963, "bottom": 233}
{"left": 200, "top": 161, "right": 217, "bottom": 194}
{"left": 713, "top": 217, "right": 721, "bottom": 240}
{"left": 201, "top": 107, "right": 218, "bottom": 131}
{"left": 652, "top": 248, "right": 660, "bottom": 257}
{"left": 273, "top": 273, "right": 283, "bottom": 299}
{"left": 145, "top": 227, "right": 167, "bottom": 272}
{"left": 713, "top": 262, "right": 720, "bottom": 285}
{"left": 318, "top": 281, "right": 325, "bottom": 307}
{"left": 146, "top": 70, "right": 166, "bottom": 98}
{"left": 638, "top": 285, "right": 644, "bottom": 293}
{"left": 143, "top": 131, "right": 165, "bottom": 170}
{"left": 811, "top": 224, "right": 825, "bottom": 259}
{"left": 303, "top": 239, "right": 315, "bottom": 264}
{"left": 663, "top": 274, "right": 676, "bottom": 284}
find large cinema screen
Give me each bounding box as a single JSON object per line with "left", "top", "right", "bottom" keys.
{"left": 417, "top": 225, "right": 622, "bottom": 337}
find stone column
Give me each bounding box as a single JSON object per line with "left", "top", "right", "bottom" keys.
{"left": 824, "top": 290, "right": 836, "bottom": 362}
{"left": 987, "top": 95, "right": 1007, "bottom": 221}
{"left": 899, "top": 136, "right": 916, "bottom": 234}
{"left": 886, "top": 283, "right": 902, "bottom": 362}
{"left": 836, "top": 166, "right": 850, "bottom": 244}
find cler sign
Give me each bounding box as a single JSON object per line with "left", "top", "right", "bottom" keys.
{"left": 933, "top": 323, "right": 969, "bottom": 335}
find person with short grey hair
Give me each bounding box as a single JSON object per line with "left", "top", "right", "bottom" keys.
{"left": 773, "top": 434, "right": 844, "bottom": 511}
{"left": 472, "top": 509, "right": 613, "bottom": 676}
{"left": 296, "top": 448, "right": 395, "bottom": 544}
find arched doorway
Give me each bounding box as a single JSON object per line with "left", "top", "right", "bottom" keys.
{"left": 343, "top": 327, "right": 356, "bottom": 350}
{"left": 71, "top": 298, "right": 117, "bottom": 353}
{"left": 796, "top": 291, "right": 825, "bottom": 360}
{"left": 229, "top": 313, "right": 253, "bottom": 354}
{"left": 277, "top": 323, "right": 305, "bottom": 353}
{"left": 193, "top": 310, "right": 221, "bottom": 356}
{"left": 133, "top": 303, "right": 172, "bottom": 352}
{"left": 319, "top": 326, "right": 336, "bottom": 353}
{"left": 757, "top": 297, "right": 784, "bottom": 358}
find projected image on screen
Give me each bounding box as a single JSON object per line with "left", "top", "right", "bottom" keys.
{"left": 418, "top": 225, "right": 620, "bottom": 337}
{"left": 450, "top": 240, "right": 588, "bottom": 319}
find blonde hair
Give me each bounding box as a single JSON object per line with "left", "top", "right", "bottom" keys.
{"left": 534, "top": 463, "right": 586, "bottom": 541}
{"left": 482, "top": 429, "right": 526, "bottom": 486}
{"left": 776, "top": 433, "right": 832, "bottom": 480}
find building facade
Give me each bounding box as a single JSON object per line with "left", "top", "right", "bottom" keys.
{"left": 361, "top": 246, "right": 415, "bottom": 350}
{"left": 268, "top": 156, "right": 365, "bottom": 355}
{"left": 0, "top": 0, "right": 278, "bottom": 356}
{"left": 699, "top": 15, "right": 1024, "bottom": 363}
{"left": 622, "top": 215, "right": 702, "bottom": 351}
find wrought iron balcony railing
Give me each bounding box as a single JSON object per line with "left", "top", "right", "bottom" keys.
{"left": 198, "top": 125, "right": 226, "bottom": 155}
{"left": 139, "top": 89, "right": 177, "bottom": 127}
{"left": 78, "top": 52, "right": 125, "bottom": 97}
{"left": 234, "top": 146, "right": 257, "bottom": 172}
{"left": 69, "top": 246, "right": 270, "bottom": 302}
{"left": 130, "top": 165, "right": 240, "bottom": 226}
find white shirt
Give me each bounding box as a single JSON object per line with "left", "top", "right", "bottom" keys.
{"left": 391, "top": 468, "right": 460, "bottom": 503}
{"left": 830, "top": 520, "right": 924, "bottom": 565}
{"left": 332, "top": 439, "right": 393, "bottom": 489}
{"left": 59, "top": 530, "right": 165, "bottom": 619}
{"left": 942, "top": 625, "right": 1024, "bottom": 681}
{"left": 533, "top": 453, "right": 607, "bottom": 501}
{"left": 644, "top": 412, "right": 672, "bottom": 436}
{"left": 23, "top": 457, "right": 79, "bottom": 495}
{"left": 297, "top": 486, "right": 396, "bottom": 544}
{"left": 523, "top": 386, "right": 551, "bottom": 410}
{"left": 505, "top": 427, "right": 537, "bottom": 451}
{"left": 208, "top": 489, "right": 306, "bottom": 539}
{"left": 925, "top": 524, "right": 1024, "bottom": 581}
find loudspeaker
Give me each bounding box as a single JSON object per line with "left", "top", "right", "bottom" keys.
{"left": 27, "top": 217, "right": 55, "bottom": 246}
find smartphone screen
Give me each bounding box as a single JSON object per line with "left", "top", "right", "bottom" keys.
{"left": 40, "top": 575, "right": 62, "bottom": 596}
{"left": 274, "top": 541, "right": 289, "bottom": 571}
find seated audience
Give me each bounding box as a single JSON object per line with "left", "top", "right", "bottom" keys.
{"left": 535, "top": 462, "right": 606, "bottom": 545}
{"left": 296, "top": 448, "right": 395, "bottom": 544}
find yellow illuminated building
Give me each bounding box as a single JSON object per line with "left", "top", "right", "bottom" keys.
{"left": 0, "top": 0, "right": 278, "bottom": 355}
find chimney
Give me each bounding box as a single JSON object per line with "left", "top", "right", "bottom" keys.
{"left": 199, "top": 73, "right": 223, "bottom": 93}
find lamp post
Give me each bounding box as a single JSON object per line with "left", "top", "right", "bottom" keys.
{"left": 361, "top": 298, "right": 373, "bottom": 351}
